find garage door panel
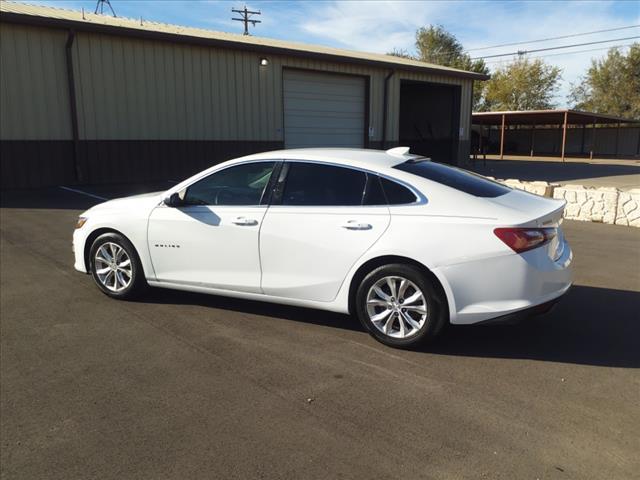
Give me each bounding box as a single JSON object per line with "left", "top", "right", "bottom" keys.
{"left": 284, "top": 70, "right": 365, "bottom": 149}
{"left": 285, "top": 116, "right": 365, "bottom": 130}
{"left": 284, "top": 101, "right": 364, "bottom": 115}
{"left": 284, "top": 82, "right": 364, "bottom": 97}
{"left": 285, "top": 78, "right": 365, "bottom": 93}
{"left": 287, "top": 134, "right": 362, "bottom": 148}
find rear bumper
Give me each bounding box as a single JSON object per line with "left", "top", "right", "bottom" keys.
{"left": 473, "top": 288, "right": 568, "bottom": 325}
{"left": 436, "top": 238, "right": 573, "bottom": 325}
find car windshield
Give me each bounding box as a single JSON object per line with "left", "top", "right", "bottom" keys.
{"left": 393, "top": 160, "right": 510, "bottom": 198}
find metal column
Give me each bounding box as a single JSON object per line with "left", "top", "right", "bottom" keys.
{"left": 499, "top": 114, "right": 505, "bottom": 160}
{"left": 560, "top": 110, "right": 568, "bottom": 163}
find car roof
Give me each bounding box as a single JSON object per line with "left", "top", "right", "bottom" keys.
{"left": 240, "top": 148, "right": 418, "bottom": 173}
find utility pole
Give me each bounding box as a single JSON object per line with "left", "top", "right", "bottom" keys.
{"left": 94, "top": 0, "right": 116, "bottom": 17}
{"left": 232, "top": 6, "right": 261, "bottom": 35}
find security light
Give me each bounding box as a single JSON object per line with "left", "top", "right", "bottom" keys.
{"left": 260, "top": 57, "right": 269, "bottom": 66}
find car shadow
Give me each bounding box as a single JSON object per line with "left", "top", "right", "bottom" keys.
{"left": 141, "top": 287, "right": 361, "bottom": 333}
{"left": 427, "top": 285, "right": 640, "bottom": 368}
{"left": 140, "top": 284, "right": 640, "bottom": 368}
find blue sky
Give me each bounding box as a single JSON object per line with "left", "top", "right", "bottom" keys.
{"left": 21, "top": 0, "right": 640, "bottom": 106}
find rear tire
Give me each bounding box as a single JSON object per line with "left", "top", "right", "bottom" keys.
{"left": 89, "top": 232, "right": 147, "bottom": 300}
{"left": 355, "top": 263, "right": 446, "bottom": 348}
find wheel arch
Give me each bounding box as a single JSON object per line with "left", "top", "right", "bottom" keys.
{"left": 347, "top": 255, "right": 451, "bottom": 321}
{"left": 83, "top": 228, "right": 140, "bottom": 273}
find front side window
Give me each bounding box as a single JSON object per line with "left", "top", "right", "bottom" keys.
{"left": 281, "top": 162, "right": 367, "bottom": 206}
{"left": 184, "top": 162, "right": 275, "bottom": 206}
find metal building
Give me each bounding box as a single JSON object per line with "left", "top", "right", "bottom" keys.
{"left": 0, "top": 2, "right": 487, "bottom": 188}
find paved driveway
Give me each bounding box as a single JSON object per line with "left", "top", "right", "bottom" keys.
{"left": 1, "top": 185, "right": 639, "bottom": 480}
{"left": 470, "top": 158, "right": 640, "bottom": 189}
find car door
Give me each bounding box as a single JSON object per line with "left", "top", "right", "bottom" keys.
{"left": 147, "top": 161, "right": 278, "bottom": 293}
{"left": 259, "top": 161, "right": 391, "bottom": 302}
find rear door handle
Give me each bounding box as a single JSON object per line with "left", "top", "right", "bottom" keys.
{"left": 232, "top": 216, "right": 258, "bottom": 226}
{"left": 341, "top": 220, "right": 372, "bottom": 230}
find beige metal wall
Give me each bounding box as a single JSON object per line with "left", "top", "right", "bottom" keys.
{"left": 0, "top": 22, "right": 72, "bottom": 140}
{"left": 0, "top": 23, "right": 472, "bottom": 145}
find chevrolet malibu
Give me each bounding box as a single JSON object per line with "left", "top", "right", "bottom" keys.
{"left": 73, "top": 147, "right": 572, "bottom": 348}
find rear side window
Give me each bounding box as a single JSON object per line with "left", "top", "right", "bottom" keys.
{"left": 394, "top": 161, "right": 510, "bottom": 197}
{"left": 363, "top": 176, "right": 417, "bottom": 205}
{"left": 380, "top": 177, "right": 417, "bottom": 204}
{"left": 281, "top": 162, "right": 367, "bottom": 206}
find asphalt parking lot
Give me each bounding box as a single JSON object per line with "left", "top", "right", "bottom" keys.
{"left": 1, "top": 185, "right": 639, "bottom": 480}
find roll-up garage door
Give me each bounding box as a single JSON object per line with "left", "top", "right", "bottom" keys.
{"left": 283, "top": 70, "right": 365, "bottom": 149}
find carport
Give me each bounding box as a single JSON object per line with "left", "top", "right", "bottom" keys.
{"left": 472, "top": 110, "right": 640, "bottom": 161}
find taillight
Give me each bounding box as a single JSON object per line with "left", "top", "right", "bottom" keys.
{"left": 494, "top": 227, "right": 557, "bottom": 253}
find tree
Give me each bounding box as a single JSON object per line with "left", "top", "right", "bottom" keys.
{"left": 480, "top": 57, "right": 562, "bottom": 111}
{"left": 389, "top": 25, "right": 489, "bottom": 110}
{"left": 414, "top": 25, "right": 467, "bottom": 65}
{"left": 569, "top": 44, "right": 640, "bottom": 119}
{"left": 415, "top": 26, "right": 489, "bottom": 110}
{"left": 387, "top": 48, "right": 413, "bottom": 59}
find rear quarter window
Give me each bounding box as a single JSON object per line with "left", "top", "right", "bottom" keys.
{"left": 380, "top": 177, "right": 417, "bottom": 204}
{"left": 394, "top": 161, "right": 510, "bottom": 198}
{"left": 363, "top": 175, "right": 418, "bottom": 205}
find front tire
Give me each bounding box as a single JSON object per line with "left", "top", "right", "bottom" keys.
{"left": 355, "top": 264, "right": 446, "bottom": 348}
{"left": 89, "top": 232, "right": 146, "bottom": 300}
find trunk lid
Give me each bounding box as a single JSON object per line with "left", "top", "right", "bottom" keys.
{"left": 491, "top": 189, "right": 566, "bottom": 260}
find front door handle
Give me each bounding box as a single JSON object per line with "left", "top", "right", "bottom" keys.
{"left": 232, "top": 216, "right": 258, "bottom": 226}
{"left": 341, "top": 220, "right": 372, "bottom": 230}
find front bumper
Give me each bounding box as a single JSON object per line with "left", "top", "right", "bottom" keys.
{"left": 72, "top": 227, "right": 88, "bottom": 273}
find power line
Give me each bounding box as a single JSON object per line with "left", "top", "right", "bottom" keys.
{"left": 471, "top": 36, "right": 640, "bottom": 59}
{"left": 411, "top": 25, "right": 640, "bottom": 61}
{"left": 484, "top": 43, "right": 636, "bottom": 65}
{"left": 467, "top": 24, "right": 639, "bottom": 52}
{"left": 413, "top": 26, "right": 640, "bottom": 62}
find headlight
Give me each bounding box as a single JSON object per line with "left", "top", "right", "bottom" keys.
{"left": 76, "top": 216, "right": 88, "bottom": 229}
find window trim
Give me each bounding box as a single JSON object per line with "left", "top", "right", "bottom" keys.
{"left": 270, "top": 159, "right": 423, "bottom": 208}
{"left": 180, "top": 160, "right": 281, "bottom": 208}
{"left": 376, "top": 174, "right": 423, "bottom": 206}
{"left": 376, "top": 175, "right": 422, "bottom": 207}
{"left": 260, "top": 161, "right": 284, "bottom": 206}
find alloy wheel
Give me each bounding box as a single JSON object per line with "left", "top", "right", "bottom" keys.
{"left": 365, "top": 276, "right": 428, "bottom": 339}
{"left": 94, "top": 242, "right": 133, "bottom": 292}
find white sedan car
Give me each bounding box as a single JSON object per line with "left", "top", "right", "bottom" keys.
{"left": 73, "top": 147, "right": 572, "bottom": 348}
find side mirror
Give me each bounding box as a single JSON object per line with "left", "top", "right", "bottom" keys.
{"left": 164, "top": 191, "right": 184, "bottom": 208}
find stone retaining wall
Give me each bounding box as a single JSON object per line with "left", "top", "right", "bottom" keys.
{"left": 615, "top": 189, "right": 640, "bottom": 227}
{"left": 489, "top": 177, "right": 640, "bottom": 227}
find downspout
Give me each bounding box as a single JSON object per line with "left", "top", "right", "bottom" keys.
{"left": 381, "top": 69, "right": 395, "bottom": 150}
{"left": 65, "top": 29, "right": 82, "bottom": 183}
